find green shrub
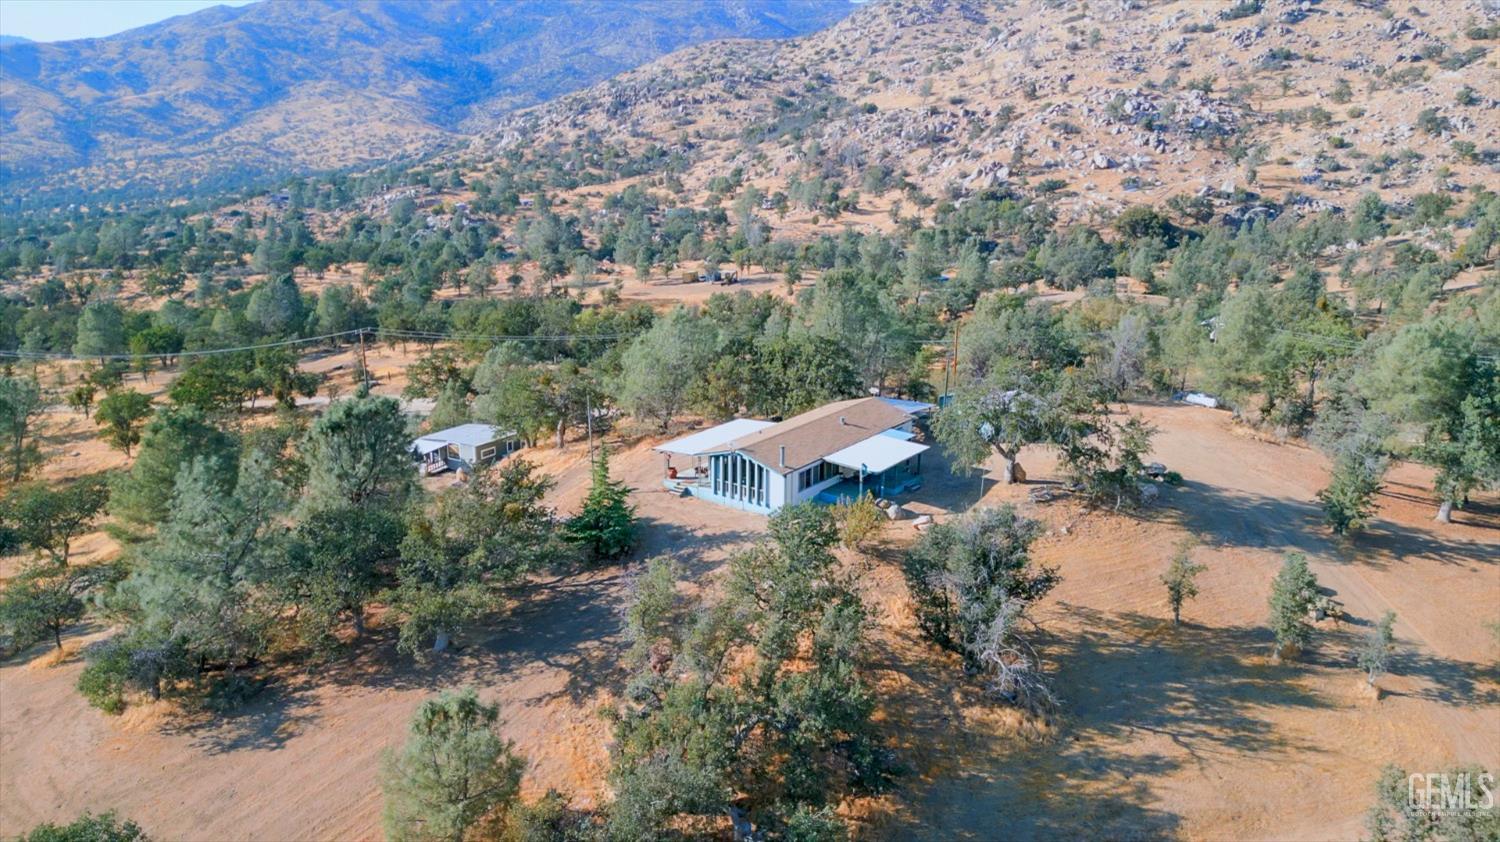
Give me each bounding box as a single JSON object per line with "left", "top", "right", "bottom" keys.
{"left": 18, "top": 812, "right": 148, "bottom": 842}
{"left": 76, "top": 641, "right": 130, "bottom": 715}
{"left": 1221, "top": 0, "right": 1262, "bottom": 21}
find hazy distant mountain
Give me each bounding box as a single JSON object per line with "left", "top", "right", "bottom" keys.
{"left": 0, "top": 0, "right": 853, "bottom": 198}
{"left": 0, "top": 35, "right": 34, "bottom": 47}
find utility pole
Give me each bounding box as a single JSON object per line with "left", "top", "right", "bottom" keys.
{"left": 942, "top": 320, "right": 961, "bottom": 403}
{"left": 357, "top": 328, "right": 371, "bottom": 393}
{"left": 586, "top": 389, "right": 595, "bottom": 460}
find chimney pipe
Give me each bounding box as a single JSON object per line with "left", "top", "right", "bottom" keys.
{"left": 839, "top": 416, "right": 847, "bottom": 426}
{"left": 779, "top": 445, "right": 786, "bottom": 467}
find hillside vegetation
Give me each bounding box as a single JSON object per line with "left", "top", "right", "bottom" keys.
{"left": 0, "top": 0, "right": 854, "bottom": 200}
{"left": 481, "top": 0, "right": 1499, "bottom": 223}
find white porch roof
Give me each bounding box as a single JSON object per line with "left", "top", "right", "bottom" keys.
{"left": 411, "top": 438, "right": 447, "bottom": 456}
{"left": 823, "top": 434, "right": 929, "bottom": 475}
{"left": 654, "top": 418, "right": 775, "bottom": 457}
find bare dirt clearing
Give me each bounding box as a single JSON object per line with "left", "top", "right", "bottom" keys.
{"left": 1, "top": 404, "right": 1495, "bottom": 840}
{"left": 868, "top": 404, "right": 1499, "bottom": 841}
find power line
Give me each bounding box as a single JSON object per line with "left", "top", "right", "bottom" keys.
{"left": 3, "top": 321, "right": 1493, "bottom": 366}
{"left": 377, "top": 328, "right": 639, "bottom": 342}
{"left": 0, "top": 325, "right": 650, "bottom": 364}
{"left": 380, "top": 327, "right": 952, "bottom": 346}
{"left": 0, "top": 329, "right": 368, "bottom": 362}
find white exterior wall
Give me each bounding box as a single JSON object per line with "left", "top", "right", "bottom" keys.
{"left": 787, "top": 461, "right": 844, "bottom": 505}
{"left": 768, "top": 471, "right": 790, "bottom": 510}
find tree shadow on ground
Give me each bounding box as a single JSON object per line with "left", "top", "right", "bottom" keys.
{"left": 877, "top": 644, "right": 1184, "bottom": 839}
{"left": 163, "top": 671, "right": 323, "bottom": 756}
{"left": 1351, "top": 518, "right": 1500, "bottom": 570}
{"left": 1046, "top": 605, "right": 1330, "bottom": 760}
{"left": 37, "top": 413, "right": 106, "bottom": 453}
{"left": 1162, "top": 481, "right": 1490, "bottom": 570}
{"left": 874, "top": 599, "right": 1337, "bottom": 840}
{"left": 632, "top": 514, "right": 760, "bottom": 577}
{"left": 1375, "top": 481, "right": 1500, "bottom": 532}
{"left": 484, "top": 569, "right": 633, "bottom": 705}
{"left": 1301, "top": 623, "right": 1500, "bottom": 707}
{"left": 0, "top": 619, "right": 107, "bottom": 668}
{"left": 1162, "top": 479, "right": 1327, "bottom": 556}
{"left": 1385, "top": 647, "right": 1500, "bottom": 707}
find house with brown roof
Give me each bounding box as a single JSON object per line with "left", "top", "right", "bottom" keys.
{"left": 653, "top": 397, "right": 932, "bottom": 513}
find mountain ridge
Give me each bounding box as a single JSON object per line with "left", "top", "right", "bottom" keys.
{"left": 474, "top": 0, "right": 1498, "bottom": 225}
{"left": 0, "top": 0, "right": 855, "bottom": 198}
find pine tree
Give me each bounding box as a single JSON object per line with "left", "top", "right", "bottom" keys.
{"left": 564, "top": 447, "right": 637, "bottom": 563}
{"left": 1317, "top": 450, "right": 1384, "bottom": 535}
{"left": 1268, "top": 552, "right": 1319, "bottom": 659}
{"left": 1160, "top": 539, "right": 1206, "bottom": 625}
{"left": 381, "top": 689, "right": 524, "bottom": 842}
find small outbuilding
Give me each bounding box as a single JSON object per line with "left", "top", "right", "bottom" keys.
{"left": 411, "top": 423, "right": 520, "bottom": 475}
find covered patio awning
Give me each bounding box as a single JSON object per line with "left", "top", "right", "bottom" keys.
{"left": 411, "top": 438, "right": 448, "bottom": 456}
{"left": 655, "top": 418, "right": 775, "bottom": 457}
{"left": 824, "top": 434, "right": 929, "bottom": 475}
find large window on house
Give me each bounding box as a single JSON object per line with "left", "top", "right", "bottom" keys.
{"left": 797, "top": 461, "right": 836, "bottom": 492}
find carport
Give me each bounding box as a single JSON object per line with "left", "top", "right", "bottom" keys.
{"left": 819, "top": 429, "right": 929, "bottom": 500}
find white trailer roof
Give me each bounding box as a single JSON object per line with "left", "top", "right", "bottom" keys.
{"left": 654, "top": 419, "right": 776, "bottom": 456}
{"left": 877, "top": 396, "right": 936, "bottom": 416}
{"left": 823, "top": 434, "right": 930, "bottom": 475}
{"left": 413, "top": 423, "right": 513, "bottom": 452}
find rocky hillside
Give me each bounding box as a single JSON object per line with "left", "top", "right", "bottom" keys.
{"left": 0, "top": 0, "right": 854, "bottom": 199}
{"left": 480, "top": 0, "right": 1499, "bottom": 223}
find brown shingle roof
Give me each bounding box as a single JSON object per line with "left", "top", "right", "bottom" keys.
{"left": 725, "top": 397, "right": 914, "bottom": 475}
